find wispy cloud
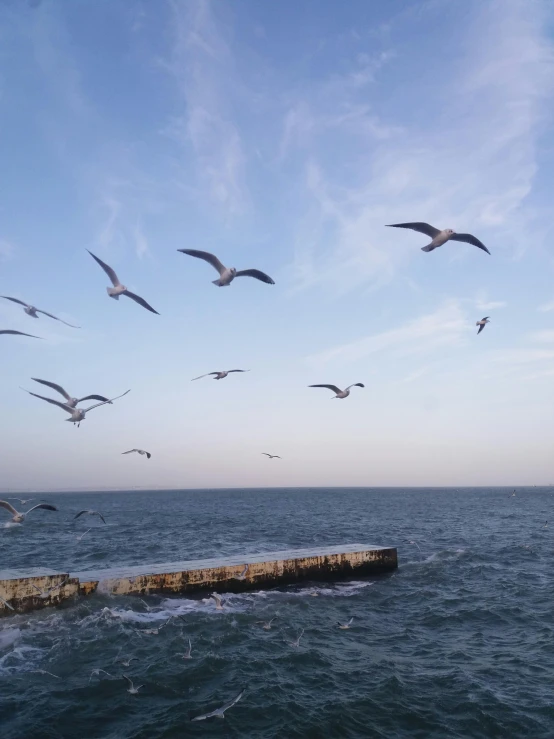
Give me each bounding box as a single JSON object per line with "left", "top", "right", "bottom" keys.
{"left": 305, "top": 300, "right": 468, "bottom": 367}
{"left": 165, "top": 0, "right": 248, "bottom": 215}
{"left": 475, "top": 299, "right": 507, "bottom": 311}
{"left": 529, "top": 330, "right": 554, "bottom": 343}
{"left": 538, "top": 299, "right": 554, "bottom": 312}
{"left": 0, "top": 239, "right": 15, "bottom": 261}
{"left": 287, "top": 0, "right": 554, "bottom": 292}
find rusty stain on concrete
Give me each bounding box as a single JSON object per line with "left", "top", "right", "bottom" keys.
{"left": 0, "top": 544, "right": 397, "bottom": 617}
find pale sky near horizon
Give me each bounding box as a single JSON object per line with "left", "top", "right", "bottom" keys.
{"left": 1, "top": 0, "right": 554, "bottom": 491}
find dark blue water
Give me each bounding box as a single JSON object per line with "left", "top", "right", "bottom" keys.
{"left": 1, "top": 487, "right": 553, "bottom": 738}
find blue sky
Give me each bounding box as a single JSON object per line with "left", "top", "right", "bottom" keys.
{"left": 1, "top": 0, "right": 554, "bottom": 491}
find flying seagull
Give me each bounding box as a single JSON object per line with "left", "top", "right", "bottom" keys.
{"left": 0, "top": 596, "right": 14, "bottom": 611}
{"left": 179, "top": 639, "right": 192, "bottom": 660}
{"left": 192, "top": 369, "right": 250, "bottom": 381}
{"left": 386, "top": 222, "right": 490, "bottom": 254}
{"left": 87, "top": 250, "right": 159, "bottom": 314}
{"left": 123, "top": 675, "right": 144, "bottom": 695}
{"left": 31, "top": 378, "right": 110, "bottom": 408}
{"left": 309, "top": 383, "right": 364, "bottom": 399}
{"left": 31, "top": 578, "right": 69, "bottom": 599}
{"left": 122, "top": 449, "right": 151, "bottom": 459}
{"left": 256, "top": 617, "right": 277, "bottom": 631}
{"left": 0, "top": 296, "right": 80, "bottom": 327}
{"left": 476, "top": 317, "right": 490, "bottom": 334}
{"left": 211, "top": 592, "right": 224, "bottom": 610}
{"left": 76, "top": 528, "right": 91, "bottom": 542}
{"left": 235, "top": 564, "right": 249, "bottom": 581}
{"left": 190, "top": 687, "right": 246, "bottom": 722}
{"left": 21, "top": 388, "right": 131, "bottom": 426}
{"left": 337, "top": 618, "right": 354, "bottom": 630}
{"left": 116, "top": 656, "right": 139, "bottom": 668}
{"left": 89, "top": 668, "right": 115, "bottom": 683}
{"left": 74, "top": 510, "right": 106, "bottom": 524}
{"left": 262, "top": 453, "right": 281, "bottom": 459}
{"left": 0, "top": 329, "right": 41, "bottom": 338}
{"left": 7, "top": 498, "right": 38, "bottom": 506}
{"left": 0, "top": 500, "right": 57, "bottom": 524}
{"left": 178, "top": 249, "right": 275, "bottom": 287}
{"left": 285, "top": 629, "right": 304, "bottom": 648}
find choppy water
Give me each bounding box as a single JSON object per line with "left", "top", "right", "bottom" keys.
{"left": 0, "top": 487, "right": 553, "bottom": 738}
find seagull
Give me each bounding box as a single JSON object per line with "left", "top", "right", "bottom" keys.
{"left": 337, "top": 618, "right": 354, "bottom": 630}
{"left": 21, "top": 388, "right": 131, "bottom": 426}
{"left": 76, "top": 528, "right": 91, "bottom": 542}
{"left": 7, "top": 498, "right": 38, "bottom": 506}
{"left": 262, "top": 453, "right": 281, "bottom": 459}
{"left": 87, "top": 250, "right": 159, "bottom": 314}
{"left": 409, "top": 540, "right": 421, "bottom": 552}
{"left": 211, "top": 593, "right": 224, "bottom": 610}
{"left": 0, "top": 296, "right": 80, "bottom": 327}
{"left": 544, "top": 520, "right": 548, "bottom": 528}
{"left": 0, "top": 596, "right": 14, "bottom": 611}
{"left": 122, "top": 449, "right": 151, "bottom": 459}
{"left": 386, "top": 222, "right": 490, "bottom": 254}
{"left": 512, "top": 490, "right": 516, "bottom": 497}
{"left": 31, "top": 378, "right": 110, "bottom": 409}
{"left": 235, "top": 564, "right": 249, "bottom": 581}
{"left": 255, "top": 617, "right": 277, "bottom": 630}
{"left": 285, "top": 629, "right": 304, "bottom": 648}
{"left": 190, "top": 687, "right": 246, "bottom": 721}
{"left": 192, "top": 369, "right": 250, "bottom": 381}
{"left": 123, "top": 675, "right": 144, "bottom": 695}
{"left": 116, "top": 656, "right": 139, "bottom": 668}
{"left": 309, "top": 383, "right": 364, "bottom": 399}
{"left": 134, "top": 620, "right": 171, "bottom": 635}
{"left": 178, "top": 249, "right": 275, "bottom": 287}
{"left": 74, "top": 510, "right": 106, "bottom": 524}
{"left": 89, "top": 668, "right": 114, "bottom": 683}
{"left": 0, "top": 329, "right": 41, "bottom": 338}
{"left": 476, "top": 317, "right": 490, "bottom": 334}
{"left": 30, "top": 670, "right": 61, "bottom": 679}
{"left": 31, "top": 578, "right": 69, "bottom": 599}
{"left": 178, "top": 638, "right": 192, "bottom": 660}
{"left": 0, "top": 500, "right": 57, "bottom": 524}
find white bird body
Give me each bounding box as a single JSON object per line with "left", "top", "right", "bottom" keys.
{"left": 0, "top": 500, "right": 57, "bottom": 524}
{"left": 214, "top": 267, "right": 236, "bottom": 287}
{"left": 123, "top": 675, "right": 143, "bottom": 694}
{"left": 337, "top": 618, "right": 354, "bottom": 630}
{"left": 211, "top": 592, "right": 224, "bottom": 610}
{"left": 309, "top": 383, "right": 364, "bottom": 399}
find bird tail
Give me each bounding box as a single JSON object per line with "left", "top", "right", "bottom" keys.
{"left": 212, "top": 279, "right": 222, "bottom": 286}
{"left": 421, "top": 244, "right": 436, "bottom": 252}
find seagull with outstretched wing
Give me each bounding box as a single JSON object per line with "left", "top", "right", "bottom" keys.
{"left": 21, "top": 388, "right": 130, "bottom": 426}
{"left": 309, "top": 383, "right": 364, "bottom": 399}
{"left": 476, "top": 317, "right": 490, "bottom": 334}
{"left": 122, "top": 448, "right": 151, "bottom": 459}
{"left": 0, "top": 296, "right": 80, "bottom": 327}
{"left": 178, "top": 249, "right": 275, "bottom": 287}
{"left": 31, "top": 378, "right": 110, "bottom": 408}
{"left": 0, "top": 329, "right": 41, "bottom": 338}
{"left": 386, "top": 222, "right": 490, "bottom": 254}
{"left": 87, "top": 250, "right": 159, "bottom": 314}
{"left": 192, "top": 369, "right": 250, "bottom": 381}
{"left": 74, "top": 510, "right": 106, "bottom": 524}
{"left": 190, "top": 687, "right": 246, "bottom": 721}
{"left": 0, "top": 500, "right": 57, "bottom": 524}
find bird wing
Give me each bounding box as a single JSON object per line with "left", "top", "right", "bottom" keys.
{"left": 0, "top": 330, "right": 41, "bottom": 338}
{"left": 347, "top": 618, "right": 353, "bottom": 625}
{"left": 1, "top": 296, "right": 29, "bottom": 307}
{"left": 87, "top": 250, "right": 121, "bottom": 286}
{"left": 31, "top": 378, "right": 71, "bottom": 402}
{"left": 309, "top": 384, "right": 342, "bottom": 394}
{"left": 35, "top": 309, "right": 80, "bottom": 328}
{"left": 262, "top": 453, "right": 271, "bottom": 457}
{"left": 122, "top": 675, "right": 134, "bottom": 688}
{"left": 95, "top": 511, "right": 107, "bottom": 523}
{"left": 346, "top": 383, "right": 365, "bottom": 390}
{"left": 386, "top": 222, "right": 440, "bottom": 238}
{"left": 234, "top": 269, "right": 275, "bottom": 284}
{"left": 84, "top": 389, "right": 131, "bottom": 413}
{"left": 0, "top": 500, "right": 19, "bottom": 516}
{"left": 481, "top": 317, "right": 490, "bottom": 321}
{"left": 191, "top": 372, "right": 218, "bottom": 381}
{"left": 78, "top": 394, "right": 111, "bottom": 403}
{"left": 191, "top": 709, "right": 217, "bottom": 722}
{"left": 219, "top": 688, "right": 245, "bottom": 713}
{"left": 22, "top": 390, "right": 73, "bottom": 413}
{"left": 145, "top": 452, "right": 151, "bottom": 459}
{"left": 449, "top": 233, "right": 490, "bottom": 254}
{"left": 177, "top": 249, "right": 226, "bottom": 275}
{"left": 74, "top": 510, "right": 91, "bottom": 520}
{"left": 26, "top": 503, "right": 58, "bottom": 515}
{"left": 477, "top": 323, "right": 485, "bottom": 334}
{"left": 228, "top": 369, "right": 249, "bottom": 373}
{"left": 122, "top": 449, "right": 138, "bottom": 454}
{"left": 121, "top": 290, "right": 159, "bottom": 315}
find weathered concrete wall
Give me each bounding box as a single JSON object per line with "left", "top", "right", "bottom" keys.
{"left": 0, "top": 544, "right": 397, "bottom": 616}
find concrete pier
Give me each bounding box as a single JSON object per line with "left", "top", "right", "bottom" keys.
{"left": 0, "top": 543, "right": 397, "bottom": 616}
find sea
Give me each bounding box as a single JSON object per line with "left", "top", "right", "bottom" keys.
{"left": 0, "top": 487, "right": 552, "bottom": 738}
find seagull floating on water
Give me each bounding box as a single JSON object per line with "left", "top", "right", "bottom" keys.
{"left": 386, "top": 222, "right": 490, "bottom": 254}
{"left": 0, "top": 329, "right": 41, "bottom": 338}
{"left": 337, "top": 618, "right": 354, "bottom": 630}
{"left": 262, "top": 453, "right": 281, "bottom": 459}
{"left": 285, "top": 629, "right": 304, "bottom": 647}
{"left": 0, "top": 296, "right": 80, "bottom": 327}
{"left": 0, "top": 500, "right": 57, "bottom": 524}
{"left": 22, "top": 388, "right": 130, "bottom": 426}
{"left": 74, "top": 510, "right": 106, "bottom": 524}
{"left": 476, "top": 317, "right": 490, "bottom": 334}
{"left": 192, "top": 369, "right": 250, "bottom": 381}
{"left": 190, "top": 687, "right": 246, "bottom": 721}
{"left": 31, "top": 378, "right": 110, "bottom": 408}
{"left": 123, "top": 675, "right": 144, "bottom": 694}
{"left": 256, "top": 617, "right": 277, "bottom": 630}
{"left": 211, "top": 593, "right": 224, "bottom": 610}
{"left": 309, "top": 383, "right": 364, "bottom": 399}
{"left": 122, "top": 449, "right": 151, "bottom": 459}
{"left": 178, "top": 249, "right": 275, "bottom": 287}
{"left": 87, "top": 250, "right": 159, "bottom": 314}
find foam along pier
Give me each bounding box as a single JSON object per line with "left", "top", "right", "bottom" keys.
{"left": 0, "top": 543, "right": 397, "bottom": 616}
